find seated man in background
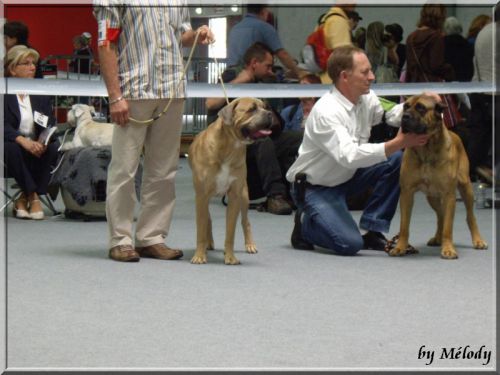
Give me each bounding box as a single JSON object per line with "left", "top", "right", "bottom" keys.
{"left": 286, "top": 45, "right": 433, "bottom": 254}
{"left": 280, "top": 74, "right": 321, "bottom": 132}
{"left": 206, "top": 42, "right": 302, "bottom": 215}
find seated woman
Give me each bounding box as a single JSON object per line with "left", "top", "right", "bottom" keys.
{"left": 4, "top": 45, "right": 60, "bottom": 220}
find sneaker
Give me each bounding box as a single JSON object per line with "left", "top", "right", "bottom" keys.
{"left": 267, "top": 194, "right": 293, "bottom": 215}
{"left": 109, "top": 245, "right": 140, "bottom": 262}
{"left": 362, "top": 231, "right": 388, "bottom": 251}
{"left": 291, "top": 210, "right": 314, "bottom": 250}
{"left": 136, "top": 243, "right": 183, "bottom": 260}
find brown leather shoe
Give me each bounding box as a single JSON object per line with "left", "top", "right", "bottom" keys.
{"left": 109, "top": 245, "right": 140, "bottom": 262}
{"left": 136, "top": 243, "right": 183, "bottom": 260}
{"left": 267, "top": 194, "right": 293, "bottom": 215}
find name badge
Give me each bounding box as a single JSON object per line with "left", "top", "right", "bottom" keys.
{"left": 98, "top": 20, "right": 107, "bottom": 44}
{"left": 34, "top": 111, "right": 49, "bottom": 128}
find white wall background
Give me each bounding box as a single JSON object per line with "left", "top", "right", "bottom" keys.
{"left": 272, "top": 4, "right": 494, "bottom": 63}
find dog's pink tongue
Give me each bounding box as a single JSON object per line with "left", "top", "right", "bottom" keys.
{"left": 253, "top": 129, "right": 272, "bottom": 138}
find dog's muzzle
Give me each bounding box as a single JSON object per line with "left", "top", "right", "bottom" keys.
{"left": 241, "top": 110, "right": 273, "bottom": 140}
{"left": 401, "top": 113, "right": 427, "bottom": 134}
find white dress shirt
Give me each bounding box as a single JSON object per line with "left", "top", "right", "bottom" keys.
{"left": 17, "top": 94, "right": 35, "bottom": 138}
{"left": 286, "top": 87, "right": 403, "bottom": 187}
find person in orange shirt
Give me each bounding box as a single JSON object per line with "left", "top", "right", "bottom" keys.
{"left": 319, "top": 3, "right": 355, "bottom": 83}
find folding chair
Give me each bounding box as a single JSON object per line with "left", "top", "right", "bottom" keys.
{"left": 1, "top": 161, "right": 60, "bottom": 215}
{"left": 0, "top": 183, "right": 22, "bottom": 213}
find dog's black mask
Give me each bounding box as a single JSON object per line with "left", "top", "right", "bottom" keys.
{"left": 401, "top": 100, "right": 444, "bottom": 135}
{"left": 401, "top": 112, "right": 428, "bottom": 134}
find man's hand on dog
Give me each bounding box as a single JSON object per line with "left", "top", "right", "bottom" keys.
{"left": 385, "top": 128, "right": 429, "bottom": 157}
{"left": 110, "top": 99, "right": 129, "bottom": 126}
{"left": 396, "top": 128, "right": 430, "bottom": 148}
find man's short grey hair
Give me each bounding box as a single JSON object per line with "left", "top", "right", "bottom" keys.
{"left": 443, "top": 16, "right": 463, "bottom": 36}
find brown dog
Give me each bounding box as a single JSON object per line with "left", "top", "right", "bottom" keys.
{"left": 389, "top": 95, "right": 488, "bottom": 259}
{"left": 188, "top": 98, "right": 273, "bottom": 265}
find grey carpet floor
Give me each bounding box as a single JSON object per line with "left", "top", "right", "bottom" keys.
{"left": 3, "top": 158, "right": 496, "bottom": 371}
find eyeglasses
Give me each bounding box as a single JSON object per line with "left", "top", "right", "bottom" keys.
{"left": 17, "top": 61, "right": 36, "bottom": 67}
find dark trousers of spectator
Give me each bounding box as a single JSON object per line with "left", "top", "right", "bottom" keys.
{"left": 274, "top": 130, "right": 303, "bottom": 183}
{"left": 246, "top": 131, "right": 303, "bottom": 201}
{"left": 4, "top": 141, "right": 59, "bottom": 195}
{"left": 467, "top": 93, "right": 493, "bottom": 174}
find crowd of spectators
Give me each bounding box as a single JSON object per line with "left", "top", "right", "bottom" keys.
{"left": 4, "top": 3, "right": 497, "bottom": 237}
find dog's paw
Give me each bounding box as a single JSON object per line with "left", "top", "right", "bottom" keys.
{"left": 224, "top": 254, "right": 241, "bottom": 265}
{"left": 473, "top": 239, "right": 488, "bottom": 250}
{"left": 427, "top": 237, "right": 442, "bottom": 246}
{"left": 441, "top": 246, "right": 458, "bottom": 259}
{"left": 245, "top": 243, "right": 258, "bottom": 254}
{"left": 190, "top": 254, "right": 208, "bottom": 264}
{"left": 388, "top": 247, "right": 407, "bottom": 257}
{"left": 207, "top": 242, "right": 215, "bottom": 251}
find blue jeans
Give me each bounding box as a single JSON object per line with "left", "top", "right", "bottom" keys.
{"left": 292, "top": 151, "right": 402, "bottom": 256}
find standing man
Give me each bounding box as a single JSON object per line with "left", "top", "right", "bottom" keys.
{"left": 287, "top": 45, "right": 433, "bottom": 255}
{"left": 227, "top": 4, "right": 304, "bottom": 79}
{"left": 94, "top": 1, "right": 213, "bottom": 262}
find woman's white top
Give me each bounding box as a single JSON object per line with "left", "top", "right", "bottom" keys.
{"left": 17, "top": 94, "right": 35, "bottom": 138}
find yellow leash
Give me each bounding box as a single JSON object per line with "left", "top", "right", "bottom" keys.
{"left": 212, "top": 53, "right": 230, "bottom": 106}
{"left": 128, "top": 31, "right": 200, "bottom": 124}
{"left": 128, "top": 30, "right": 230, "bottom": 124}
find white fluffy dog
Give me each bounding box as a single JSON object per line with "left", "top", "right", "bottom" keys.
{"left": 60, "top": 104, "right": 114, "bottom": 151}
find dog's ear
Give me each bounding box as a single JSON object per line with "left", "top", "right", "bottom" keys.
{"left": 435, "top": 101, "right": 447, "bottom": 115}
{"left": 218, "top": 102, "right": 234, "bottom": 126}
{"left": 74, "top": 105, "right": 85, "bottom": 118}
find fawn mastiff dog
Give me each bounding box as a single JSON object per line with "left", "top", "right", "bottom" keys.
{"left": 189, "top": 98, "right": 273, "bottom": 265}
{"left": 389, "top": 94, "right": 488, "bottom": 259}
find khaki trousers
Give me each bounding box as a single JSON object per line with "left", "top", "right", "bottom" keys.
{"left": 106, "top": 99, "right": 184, "bottom": 249}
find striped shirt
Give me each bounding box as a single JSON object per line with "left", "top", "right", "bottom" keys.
{"left": 93, "top": 0, "right": 191, "bottom": 99}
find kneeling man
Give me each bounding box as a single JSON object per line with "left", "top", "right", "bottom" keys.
{"left": 286, "top": 45, "right": 434, "bottom": 255}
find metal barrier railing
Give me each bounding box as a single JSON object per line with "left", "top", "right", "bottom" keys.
{"left": 40, "top": 56, "right": 229, "bottom": 135}
{"left": 41, "top": 54, "right": 103, "bottom": 121}
{"left": 41, "top": 54, "right": 99, "bottom": 80}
